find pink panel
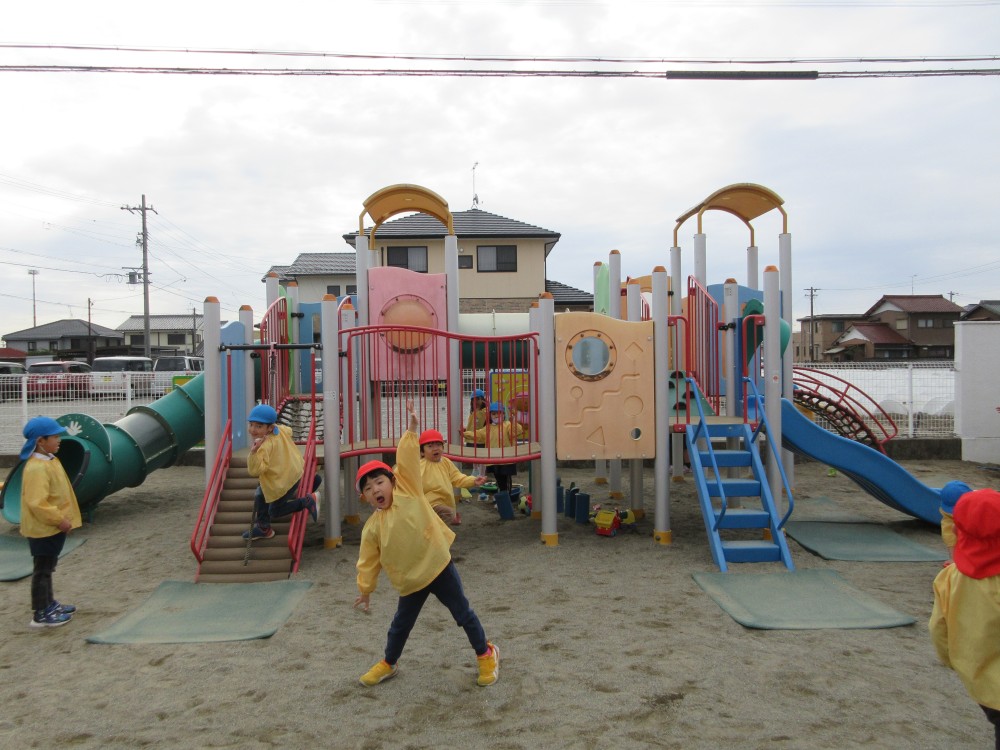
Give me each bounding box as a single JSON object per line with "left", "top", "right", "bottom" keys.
{"left": 367, "top": 266, "right": 448, "bottom": 380}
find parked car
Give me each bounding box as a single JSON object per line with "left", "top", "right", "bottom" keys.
{"left": 0, "top": 361, "right": 27, "bottom": 401}
{"left": 26, "top": 361, "right": 93, "bottom": 400}
{"left": 90, "top": 356, "right": 155, "bottom": 397}
{"left": 153, "top": 356, "right": 204, "bottom": 373}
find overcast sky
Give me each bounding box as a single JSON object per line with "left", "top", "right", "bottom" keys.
{"left": 2, "top": 0, "right": 998, "bottom": 342}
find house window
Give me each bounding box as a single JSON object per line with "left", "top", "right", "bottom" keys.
{"left": 327, "top": 285, "right": 341, "bottom": 296}
{"left": 49, "top": 341, "right": 58, "bottom": 350}
{"left": 387, "top": 246, "right": 428, "bottom": 273}
{"left": 831, "top": 321, "right": 844, "bottom": 333}
{"left": 895, "top": 319, "right": 907, "bottom": 330}
{"left": 27, "top": 342, "right": 36, "bottom": 351}
{"left": 131, "top": 335, "right": 145, "bottom": 345}
{"left": 167, "top": 333, "right": 186, "bottom": 345}
{"left": 477, "top": 245, "right": 517, "bottom": 272}
{"left": 347, "top": 285, "right": 357, "bottom": 295}
{"left": 917, "top": 318, "right": 934, "bottom": 328}
{"left": 458, "top": 255, "right": 473, "bottom": 269}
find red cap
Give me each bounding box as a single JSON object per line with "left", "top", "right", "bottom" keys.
{"left": 356, "top": 460, "right": 393, "bottom": 493}
{"left": 419, "top": 429, "right": 445, "bottom": 446}
{"left": 953, "top": 488, "right": 1000, "bottom": 579}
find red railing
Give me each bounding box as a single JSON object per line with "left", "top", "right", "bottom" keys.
{"left": 259, "top": 296, "right": 290, "bottom": 405}
{"left": 686, "top": 276, "right": 722, "bottom": 415}
{"left": 286, "top": 350, "right": 319, "bottom": 572}
{"left": 792, "top": 367, "right": 898, "bottom": 450}
{"left": 338, "top": 323, "right": 540, "bottom": 465}
{"left": 190, "top": 418, "right": 232, "bottom": 566}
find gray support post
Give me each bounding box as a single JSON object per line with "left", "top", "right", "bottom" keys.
{"left": 538, "top": 293, "right": 558, "bottom": 546}
{"left": 652, "top": 267, "right": 671, "bottom": 544}
{"left": 763, "top": 265, "right": 784, "bottom": 513}
{"left": 779, "top": 233, "right": 794, "bottom": 490}
{"left": 238, "top": 305, "right": 255, "bottom": 451}
{"left": 203, "top": 296, "right": 222, "bottom": 488}
{"left": 321, "top": 294, "right": 342, "bottom": 548}
{"left": 626, "top": 280, "right": 644, "bottom": 513}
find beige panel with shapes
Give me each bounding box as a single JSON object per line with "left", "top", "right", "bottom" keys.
{"left": 555, "top": 312, "right": 656, "bottom": 460}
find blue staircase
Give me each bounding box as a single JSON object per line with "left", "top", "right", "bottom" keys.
{"left": 684, "top": 379, "right": 795, "bottom": 572}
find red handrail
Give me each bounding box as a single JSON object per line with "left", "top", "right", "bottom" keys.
{"left": 190, "top": 419, "right": 232, "bottom": 564}
{"left": 287, "top": 351, "right": 319, "bottom": 573}
{"left": 792, "top": 367, "right": 898, "bottom": 449}
{"left": 259, "top": 296, "right": 290, "bottom": 405}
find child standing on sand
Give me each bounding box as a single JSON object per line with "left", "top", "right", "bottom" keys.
{"left": 353, "top": 401, "right": 499, "bottom": 688}
{"left": 19, "top": 416, "right": 82, "bottom": 629}
{"left": 929, "top": 488, "right": 1000, "bottom": 748}
{"left": 243, "top": 404, "right": 319, "bottom": 540}
{"left": 418, "top": 428, "right": 487, "bottom": 526}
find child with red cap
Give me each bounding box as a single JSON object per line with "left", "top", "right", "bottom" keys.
{"left": 929, "top": 488, "right": 1000, "bottom": 748}
{"left": 353, "top": 401, "right": 499, "bottom": 688}
{"left": 418, "top": 428, "right": 486, "bottom": 525}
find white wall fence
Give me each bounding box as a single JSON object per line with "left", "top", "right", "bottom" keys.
{"left": 0, "top": 363, "right": 958, "bottom": 455}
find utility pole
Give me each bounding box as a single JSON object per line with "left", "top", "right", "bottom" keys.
{"left": 191, "top": 307, "right": 197, "bottom": 356}
{"left": 947, "top": 291, "right": 959, "bottom": 302}
{"left": 87, "top": 298, "right": 94, "bottom": 363}
{"left": 28, "top": 269, "right": 39, "bottom": 327}
{"left": 805, "top": 286, "right": 820, "bottom": 361}
{"left": 121, "top": 195, "right": 157, "bottom": 358}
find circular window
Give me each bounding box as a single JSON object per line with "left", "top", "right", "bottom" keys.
{"left": 565, "top": 330, "right": 616, "bottom": 381}
{"left": 380, "top": 295, "right": 437, "bottom": 353}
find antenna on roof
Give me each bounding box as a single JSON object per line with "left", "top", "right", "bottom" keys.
{"left": 471, "top": 162, "right": 480, "bottom": 208}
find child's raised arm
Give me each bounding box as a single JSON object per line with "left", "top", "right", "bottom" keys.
{"left": 406, "top": 399, "right": 418, "bottom": 434}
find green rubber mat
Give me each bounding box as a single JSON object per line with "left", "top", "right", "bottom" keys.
{"left": 0, "top": 533, "right": 87, "bottom": 581}
{"left": 693, "top": 569, "right": 916, "bottom": 630}
{"left": 786, "top": 521, "right": 947, "bottom": 562}
{"left": 87, "top": 579, "right": 312, "bottom": 644}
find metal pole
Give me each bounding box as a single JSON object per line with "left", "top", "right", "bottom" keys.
{"left": 140, "top": 194, "right": 151, "bottom": 359}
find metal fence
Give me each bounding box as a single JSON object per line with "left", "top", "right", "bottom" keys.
{"left": 0, "top": 362, "right": 959, "bottom": 455}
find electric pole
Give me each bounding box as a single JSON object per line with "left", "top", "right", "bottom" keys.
{"left": 805, "top": 286, "right": 820, "bottom": 361}
{"left": 121, "top": 195, "right": 157, "bottom": 358}
{"left": 947, "top": 291, "right": 959, "bottom": 302}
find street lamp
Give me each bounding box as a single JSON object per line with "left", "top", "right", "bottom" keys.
{"left": 28, "top": 269, "right": 39, "bottom": 327}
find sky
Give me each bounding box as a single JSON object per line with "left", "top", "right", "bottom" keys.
{"left": 2, "top": 0, "right": 998, "bottom": 342}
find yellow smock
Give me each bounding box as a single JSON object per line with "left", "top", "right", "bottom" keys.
{"left": 463, "top": 420, "right": 526, "bottom": 448}
{"left": 929, "top": 564, "right": 1000, "bottom": 710}
{"left": 421, "top": 456, "right": 478, "bottom": 513}
{"left": 19, "top": 454, "right": 82, "bottom": 539}
{"left": 356, "top": 430, "right": 456, "bottom": 597}
{"left": 247, "top": 425, "right": 304, "bottom": 502}
{"left": 940, "top": 510, "right": 956, "bottom": 551}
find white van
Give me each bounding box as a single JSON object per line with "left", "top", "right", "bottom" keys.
{"left": 90, "top": 356, "right": 155, "bottom": 397}
{"left": 153, "top": 356, "right": 204, "bottom": 373}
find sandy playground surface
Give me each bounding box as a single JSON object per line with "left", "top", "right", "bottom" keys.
{"left": 1, "top": 456, "right": 998, "bottom": 749}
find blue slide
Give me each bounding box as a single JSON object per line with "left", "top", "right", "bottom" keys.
{"left": 779, "top": 398, "right": 943, "bottom": 525}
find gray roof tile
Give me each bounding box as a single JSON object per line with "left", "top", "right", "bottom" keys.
{"left": 343, "top": 207, "right": 560, "bottom": 242}
{"left": 4, "top": 318, "right": 122, "bottom": 340}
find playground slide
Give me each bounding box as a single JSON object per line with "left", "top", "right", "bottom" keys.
{"left": 1, "top": 374, "right": 205, "bottom": 523}
{"left": 779, "top": 398, "right": 943, "bottom": 525}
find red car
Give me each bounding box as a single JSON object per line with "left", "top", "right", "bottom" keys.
{"left": 26, "top": 361, "right": 93, "bottom": 400}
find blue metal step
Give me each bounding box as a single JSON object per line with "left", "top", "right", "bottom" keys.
{"left": 698, "top": 449, "right": 751, "bottom": 467}
{"left": 721, "top": 540, "right": 784, "bottom": 563}
{"left": 713, "top": 507, "right": 772, "bottom": 529}
{"left": 706, "top": 478, "right": 761, "bottom": 497}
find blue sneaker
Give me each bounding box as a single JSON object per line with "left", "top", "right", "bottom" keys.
{"left": 241, "top": 525, "right": 275, "bottom": 541}
{"left": 52, "top": 600, "right": 76, "bottom": 614}
{"left": 30, "top": 603, "right": 72, "bottom": 628}
{"left": 304, "top": 492, "right": 319, "bottom": 522}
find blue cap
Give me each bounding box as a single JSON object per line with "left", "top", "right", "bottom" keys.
{"left": 472, "top": 389, "right": 486, "bottom": 400}
{"left": 489, "top": 401, "right": 505, "bottom": 414}
{"left": 940, "top": 481, "right": 972, "bottom": 514}
{"left": 20, "top": 416, "right": 68, "bottom": 461}
{"left": 248, "top": 404, "right": 279, "bottom": 435}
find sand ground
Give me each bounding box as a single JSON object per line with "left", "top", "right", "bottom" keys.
{"left": 1, "top": 457, "right": 997, "bottom": 749}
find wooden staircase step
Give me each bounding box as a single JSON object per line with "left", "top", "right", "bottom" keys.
{"left": 225, "top": 467, "right": 253, "bottom": 479}
{"left": 197, "top": 571, "right": 291, "bottom": 583}
{"left": 199, "top": 558, "right": 293, "bottom": 575}
{"left": 220, "top": 489, "right": 255, "bottom": 502}
{"left": 210, "top": 522, "right": 290, "bottom": 537}
{"left": 217, "top": 499, "right": 254, "bottom": 513}
{"left": 223, "top": 478, "right": 258, "bottom": 490}
{"left": 213, "top": 511, "right": 258, "bottom": 525}
{"left": 207, "top": 534, "right": 289, "bottom": 548}
{"left": 202, "top": 546, "right": 291, "bottom": 561}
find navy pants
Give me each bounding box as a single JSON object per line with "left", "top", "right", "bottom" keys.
{"left": 28, "top": 532, "right": 66, "bottom": 612}
{"left": 982, "top": 705, "right": 1000, "bottom": 750}
{"left": 384, "top": 561, "right": 487, "bottom": 665}
{"left": 253, "top": 474, "right": 320, "bottom": 528}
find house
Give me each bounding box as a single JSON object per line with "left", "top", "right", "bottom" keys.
{"left": 960, "top": 300, "right": 1000, "bottom": 321}
{"left": 2, "top": 319, "right": 123, "bottom": 361}
{"left": 265, "top": 207, "right": 593, "bottom": 312}
{"left": 827, "top": 295, "right": 964, "bottom": 360}
{"left": 116, "top": 314, "right": 204, "bottom": 356}
{"left": 794, "top": 313, "right": 866, "bottom": 362}
{"left": 0, "top": 347, "right": 28, "bottom": 364}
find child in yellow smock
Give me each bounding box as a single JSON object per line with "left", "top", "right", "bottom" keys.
{"left": 19, "top": 416, "right": 82, "bottom": 628}
{"left": 353, "top": 401, "right": 499, "bottom": 688}
{"left": 929, "top": 488, "right": 1000, "bottom": 747}
{"left": 462, "top": 401, "right": 527, "bottom": 494}
{"left": 418, "top": 428, "right": 486, "bottom": 526}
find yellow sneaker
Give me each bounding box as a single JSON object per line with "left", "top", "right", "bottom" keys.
{"left": 477, "top": 643, "right": 500, "bottom": 686}
{"left": 359, "top": 659, "right": 398, "bottom": 686}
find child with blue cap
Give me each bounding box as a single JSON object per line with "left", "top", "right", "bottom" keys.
{"left": 243, "top": 403, "right": 320, "bottom": 540}
{"left": 19, "top": 416, "right": 82, "bottom": 628}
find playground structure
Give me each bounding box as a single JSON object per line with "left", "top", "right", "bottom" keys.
{"left": 0, "top": 182, "right": 966, "bottom": 576}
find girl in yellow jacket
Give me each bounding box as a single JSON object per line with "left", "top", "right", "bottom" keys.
{"left": 19, "top": 416, "right": 82, "bottom": 629}
{"left": 353, "top": 401, "right": 499, "bottom": 688}
{"left": 462, "top": 401, "right": 528, "bottom": 495}
{"left": 929, "top": 488, "right": 1000, "bottom": 745}
{"left": 418, "top": 428, "right": 486, "bottom": 526}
